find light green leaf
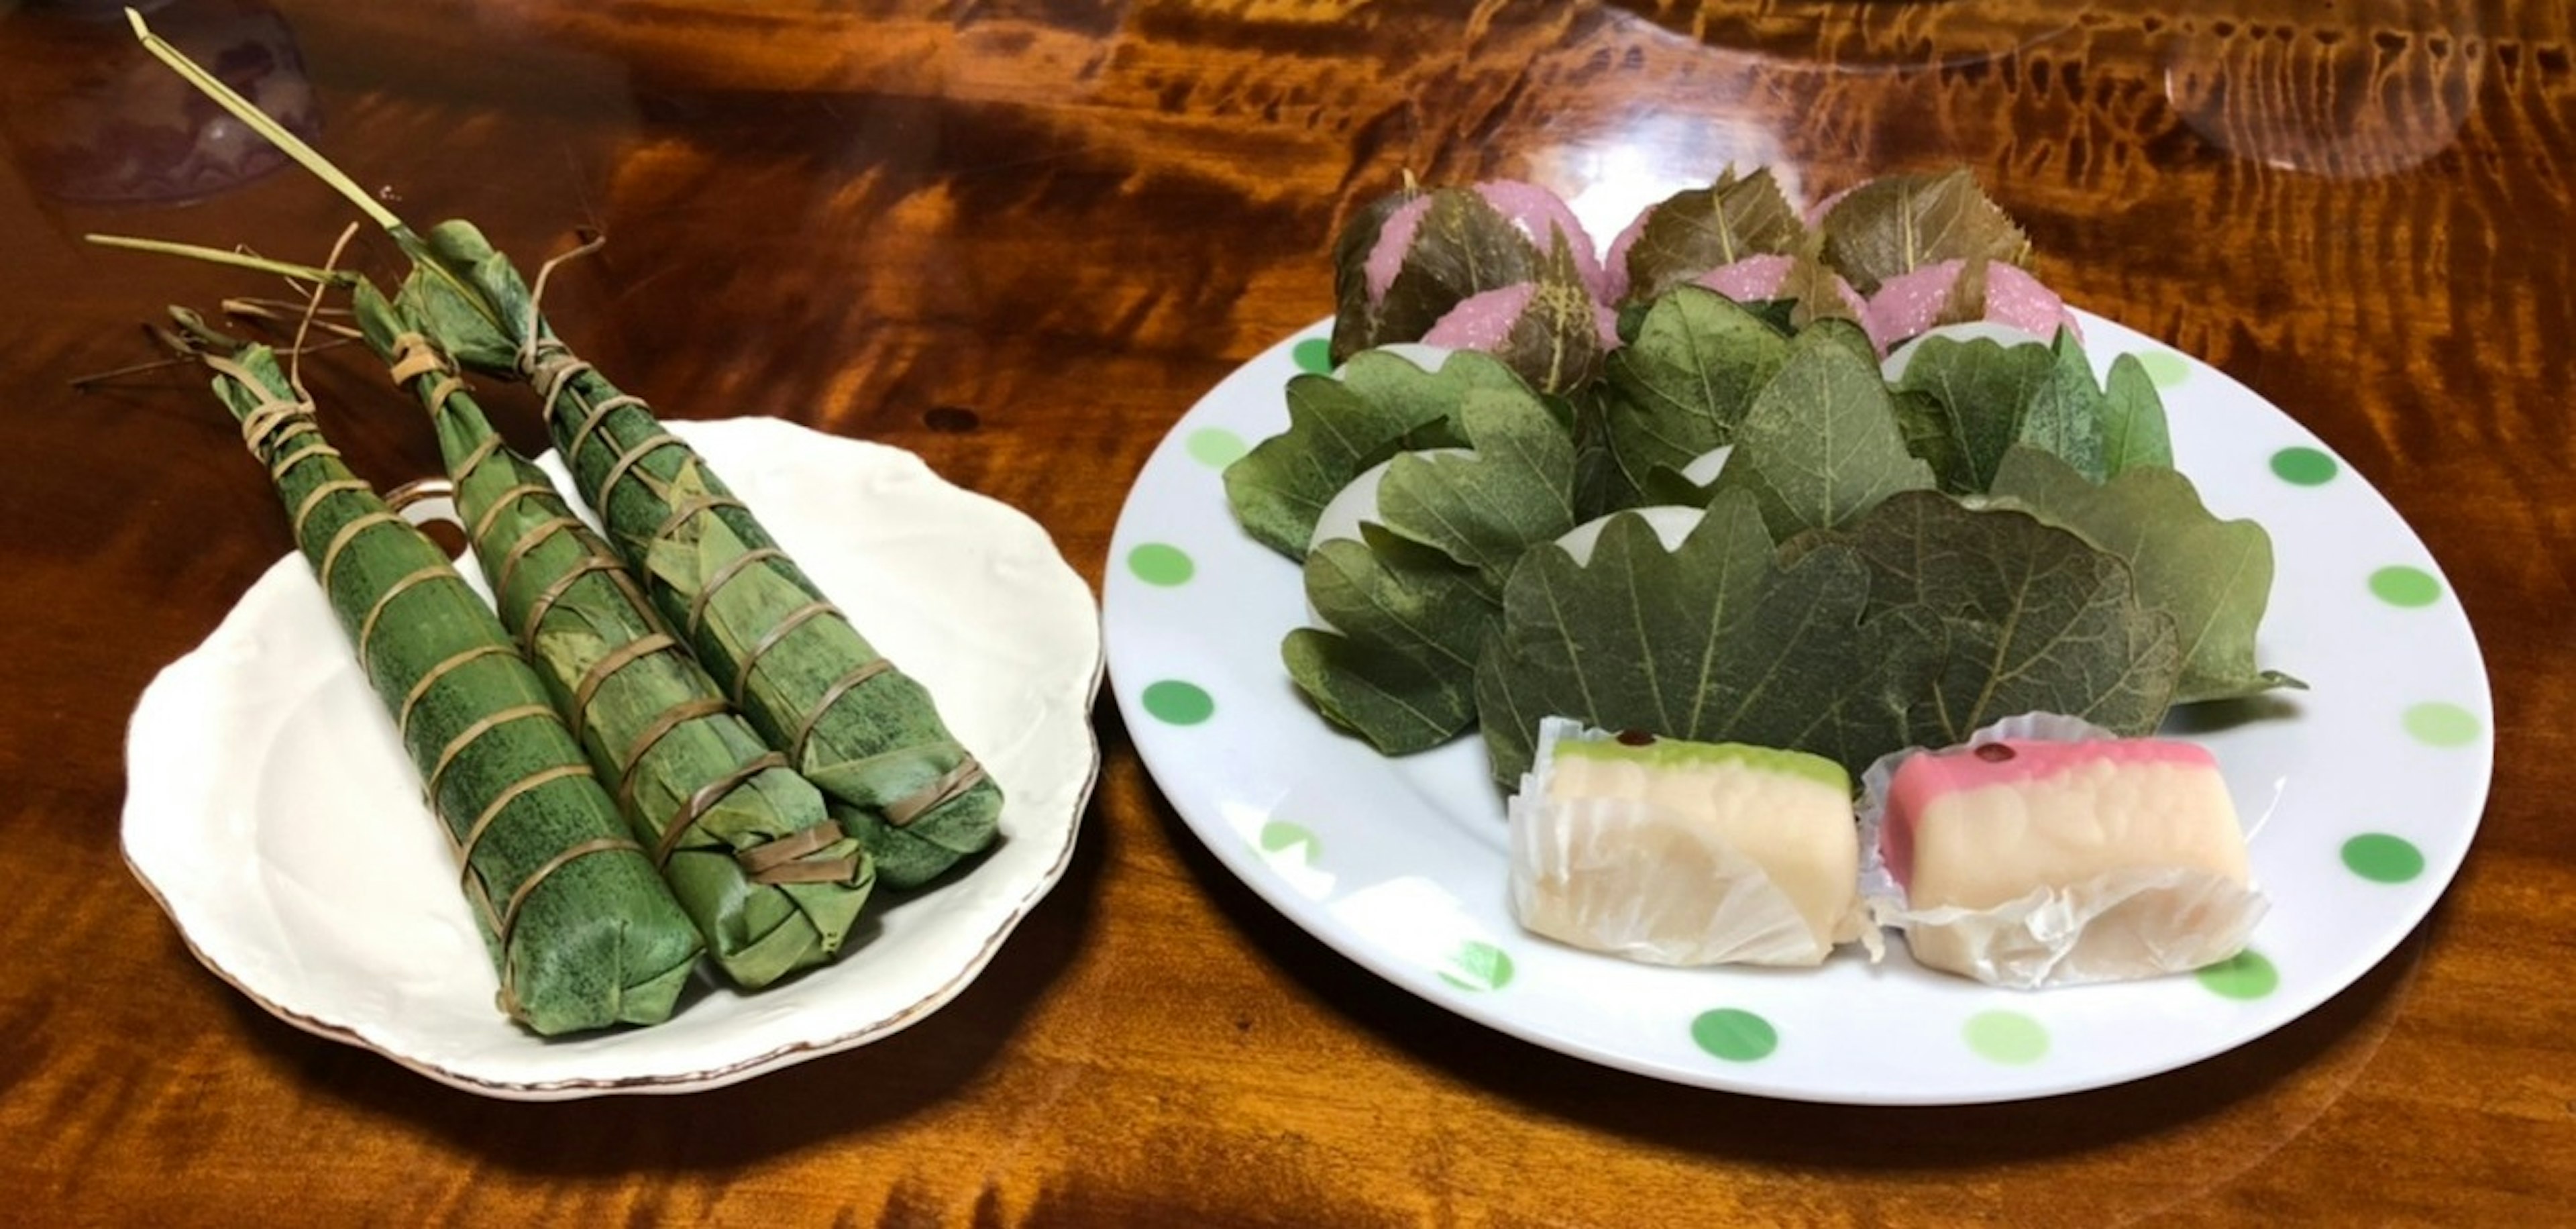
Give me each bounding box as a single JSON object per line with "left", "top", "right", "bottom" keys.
{"left": 1890, "top": 333, "right": 2055, "bottom": 493}
{"left": 1377, "top": 390, "right": 1579, "bottom": 582}
{"left": 2100, "top": 353, "right": 2174, "bottom": 474}
{"left": 1222, "top": 351, "right": 1504, "bottom": 558}
{"left": 1285, "top": 527, "right": 1501, "bottom": 753}
{"left": 1986, "top": 447, "right": 2297, "bottom": 703}
{"left": 1594, "top": 287, "right": 1792, "bottom": 509}
{"left": 1709, "top": 327, "right": 1935, "bottom": 539}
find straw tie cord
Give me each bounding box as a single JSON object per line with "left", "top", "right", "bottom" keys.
{"left": 883, "top": 757, "right": 989, "bottom": 829}
{"left": 734, "top": 820, "right": 861, "bottom": 886}
{"left": 654, "top": 752, "right": 790, "bottom": 866}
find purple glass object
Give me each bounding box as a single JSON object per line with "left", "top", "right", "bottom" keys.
{"left": 1, "top": 0, "right": 321, "bottom": 204}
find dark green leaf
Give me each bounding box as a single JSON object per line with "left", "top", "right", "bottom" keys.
{"left": 1332, "top": 187, "right": 1545, "bottom": 360}
{"left": 1474, "top": 492, "right": 1940, "bottom": 786}
{"left": 1829, "top": 490, "right": 2182, "bottom": 743}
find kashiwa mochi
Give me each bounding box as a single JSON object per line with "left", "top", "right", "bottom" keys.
{"left": 1509, "top": 718, "right": 1864, "bottom": 967}
{"left": 1867, "top": 720, "right": 2267, "bottom": 988}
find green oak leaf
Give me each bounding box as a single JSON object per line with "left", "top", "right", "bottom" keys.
{"left": 1474, "top": 491, "right": 1941, "bottom": 787}
{"left": 2099, "top": 353, "right": 2175, "bottom": 474}
{"left": 1817, "top": 168, "right": 2033, "bottom": 295}
{"left": 1986, "top": 447, "right": 2298, "bottom": 702}
{"left": 1889, "top": 333, "right": 2055, "bottom": 492}
{"left": 1284, "top": 525, "right": 1501, "bottom": 753}
{"left": 1709, "top": 327, "right": 1935, "bottom": 539}
{"left": 1377, "top": 389, "right": 1579, "bottom": 582}
{"left": 1827, "top": 490, "right": 2182, "bottom": 744}
{"left": 1224, "top": 349, "right": 1536, "bottom": 558}
{"left": 1593, "top": 286, "right": 1792, "bottom": 511}
{"left": 1621, "top": 168, "right": 1809, "bottom": 303}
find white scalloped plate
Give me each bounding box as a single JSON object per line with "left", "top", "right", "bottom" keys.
{"left": 1104, "top": 315, "right": 2493, "bottom": 1105}
{"left": 123, "top": 417, "right": 1102, "bottom": 1100}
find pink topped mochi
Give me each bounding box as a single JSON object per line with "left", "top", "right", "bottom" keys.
{"left": 1420, "top": 282, "right": 1622, "bottom": 352}
{"left": 1861, "top": 259, "right": 2079, "bottom": 354}
{"left": 1363, "top": 182, "right": 1607, "bottom": 306}
{"left": 1882, "top": 738, "right": 2236, "bottom": 910}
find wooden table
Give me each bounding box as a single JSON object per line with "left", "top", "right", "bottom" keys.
{"left": 2, "top": 0, "right": 2567, "bottom": 1223}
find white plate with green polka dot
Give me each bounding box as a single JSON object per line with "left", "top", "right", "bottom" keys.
{"left": 1104, "top": 315, "right": 2493, "bottom": 1106}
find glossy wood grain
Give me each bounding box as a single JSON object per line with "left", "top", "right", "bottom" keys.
{"left": 1, "top": 0, "right": 2569, "bottom": 1223}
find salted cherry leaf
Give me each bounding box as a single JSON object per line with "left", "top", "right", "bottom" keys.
{"left": 1819, "top": 168, "right": 2033, "bottom": 296}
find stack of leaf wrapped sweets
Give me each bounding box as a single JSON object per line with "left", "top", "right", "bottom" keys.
{"left": 111, "top": 17, "right": 1000, "bottom": 1034}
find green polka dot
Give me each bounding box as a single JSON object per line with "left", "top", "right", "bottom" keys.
{"left": 2270, "top": 445, "right": 2339, "bottom": 486}
{"left": 2196, "top": 949, "right": 2279, "bottom": 1000}
{"left": 1964, "top": 1010, "right": 2048, "bottom": 1065}
{"left": 1690, "top": 1008, "right": 1779, "bottom": 1062}
{"left": 1257, "top": 820, "right": 1318, "bottom": 863}
{"left": 2342, "top": 833, "right": 2425, "bottom": 883}
{"left": 2136, "top": 350, "right": 2191, "bottom": 388}
{"left": 2368, "top": 565, "right": 2441, "bottom": 608}
{"left": 2402, "top": 701, "right": 2481, "bottom": 747}
{"left": 1141, "top": 680, "right": 1214, "bottom": 726}
{"left": 1292, "top": 337, "right": 1334, "bottom": 374}
{"left": 1185, "top": 427, "right": 1248, "bottom": 468}
{"left": 1127, "top": 543, "right": 1195, "bottom": 586}
{"left": 1438, "top": 941, "right": 1514, "bottom": 992}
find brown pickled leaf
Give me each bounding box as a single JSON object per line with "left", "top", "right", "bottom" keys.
{"left": 1818, "top": 168, "right": 2031, "bottom": 295}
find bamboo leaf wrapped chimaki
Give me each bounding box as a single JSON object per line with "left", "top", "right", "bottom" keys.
{"left": 121, "top": 11, "right": 1004, "bottom": 887}
{"left": 177, "top": 318, "right": 702, "bottom": 1034}
{"left": 398, "top": 246, "right": 1001, "bottom": 887}
{"left": 350, "top": 286, "right": 877, "bottom": 986}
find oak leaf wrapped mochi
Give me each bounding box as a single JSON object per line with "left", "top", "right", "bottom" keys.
{"left": 1859, "top": 714, "right": 2267, "bottom": 988}
{"left": 1509, "top": 718, "right": 1866, "bottom": 967}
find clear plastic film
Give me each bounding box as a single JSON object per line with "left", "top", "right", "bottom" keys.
{"left": 1507, "top": 718, "right": 1869, "bottom": 967}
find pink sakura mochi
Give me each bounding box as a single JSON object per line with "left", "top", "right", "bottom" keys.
{"left": 1882, "top": 738, "right": 2249, "bottom": 913}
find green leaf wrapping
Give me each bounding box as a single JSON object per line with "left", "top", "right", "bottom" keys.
{"left": 1592, "top": 287, "right": 1792, "bottom": 509}
{"left": 1222, "top": 350, "right": 1522, "bottom": 559}
{"left": 1707, "top": 326, "right": 1935, "bottom": 539}
{"left": 1825, "top": 490, "right": 2183, "bottom": 744}
{"left": 1283, "top": 390, "right": 1572, "bottom": 753}
{"left": 1985, "top": 447, "right": 2299, "bottom": 703}
{"left": 553, "top": 380, "right": 998, "bottom": 890}
{"left": 396, "top": 224, "right": 1000, "bottom": 890}
{"left": 362, "top": 288, "right": 875, "bottom": 988}
{"left": 1475, "top": 492, "right": 1941, "bottom": 786}
{"left": 203, "top": 343, "right": 700, "bottom": 1034}
{"left": 1284, "top": 529, "right": 1499, "bottom": 753}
